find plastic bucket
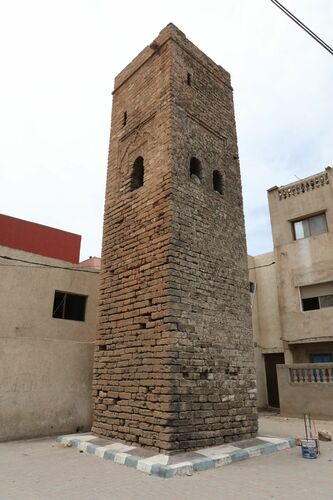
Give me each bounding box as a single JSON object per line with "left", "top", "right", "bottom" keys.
{"left": 301, "top": 438, "right": 319, "bottom": 459}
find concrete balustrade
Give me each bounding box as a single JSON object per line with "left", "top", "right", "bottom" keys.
{"left": 277, "top": 363, "right": 333, "bottom": 420}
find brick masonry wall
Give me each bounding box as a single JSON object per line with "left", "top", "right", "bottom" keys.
{"left": 92, "top": 23, "right": 258, "bottom": 453}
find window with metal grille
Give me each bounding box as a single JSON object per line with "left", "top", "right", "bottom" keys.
{"left": 52, "top": 291, "right": 87, "bottom": 321}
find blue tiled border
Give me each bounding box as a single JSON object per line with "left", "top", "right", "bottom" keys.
{"left": 56, "top": 435, "right": 296, "bottom": 478}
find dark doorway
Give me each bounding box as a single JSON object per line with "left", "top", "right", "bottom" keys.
{"left": 264, "top": 353, "right": 285, "bottom": 408}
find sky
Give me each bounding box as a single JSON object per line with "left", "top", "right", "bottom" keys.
{"left": 0, "top": 0, "right": 332, "bottom": 260}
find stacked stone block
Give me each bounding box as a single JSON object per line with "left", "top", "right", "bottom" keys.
{"left": 92, "top": 23, "right": 258, "bottom": 453}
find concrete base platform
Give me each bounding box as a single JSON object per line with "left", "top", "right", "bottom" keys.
{"left": 56, "top": 433, "right": 296, "bottom": 478}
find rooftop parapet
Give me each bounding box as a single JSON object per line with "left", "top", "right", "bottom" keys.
{"left": 269, "top": 168, "right": 331, "bottom": 201}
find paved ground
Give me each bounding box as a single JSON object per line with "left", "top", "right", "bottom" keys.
{"left": 1, "top": 414, "right": 332, "bottom": 500}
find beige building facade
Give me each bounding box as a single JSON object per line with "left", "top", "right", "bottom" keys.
{"left": 2, "top": 165, "right": 331, "bottom": 440}
{"left": 250, "top": 167, "right": 333, "bottom": 415}
{"left": 0, "top": 243, "right": 99, "bottom": 441}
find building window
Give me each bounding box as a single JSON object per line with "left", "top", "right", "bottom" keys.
{"left": 123, "top": 111, "right": 127, "bottom": 126}
{"left": 249, "top": 282, "right": 256, "bottom": 294}
{"left": 300, "top": 282, "right": 333, "bottom": 311}
{"left": 190, "top": 157, "right": 202, "bottom": 184}
{"left": 131, "top": 156, "right": 144, "bottom": 190}
{"left": 187, "top": 72, "right": 192, "bottom": 86}
{"left": 293, "top": 213, "right": 327, "bottom": 240}
{"left": 310, "top": 353, "right": 333, "bottom": 363}
{"left": 213, "top": 170, "right": 223, "bottom": 194}
{"left": 52, "top": 291, "right": 87, "bottom": 321}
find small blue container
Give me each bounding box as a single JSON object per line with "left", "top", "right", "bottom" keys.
{"left": 301, "top": 438, "right": 319, "bottom": 459}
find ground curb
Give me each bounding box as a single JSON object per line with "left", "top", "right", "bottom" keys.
{"left": 56, "top": 434, "right": 296, "bottom": 478}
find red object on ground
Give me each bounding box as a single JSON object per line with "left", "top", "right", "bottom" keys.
{"left": 0, "top": 214, "right": 81, "bottom": 264}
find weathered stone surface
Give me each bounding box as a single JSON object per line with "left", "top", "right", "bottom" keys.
{"left": 92, "top": 23, "right": 258, "bottom": 452}
{"left": 318, "top": 430, "right": 332, "bottom": 441}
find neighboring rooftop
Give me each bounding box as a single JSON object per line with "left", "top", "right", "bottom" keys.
{"left": 0, "top": 214, "right": 81, "bottom": 264}
{"left": 267, "top": 167, "right": 331, "bottom": 201}
{"left": 79, "top": 256, "right": 101, "bottom": 269}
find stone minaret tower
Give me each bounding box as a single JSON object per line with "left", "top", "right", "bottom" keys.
{"left": 92, "top": 24, "right": 257, "bottom": 453}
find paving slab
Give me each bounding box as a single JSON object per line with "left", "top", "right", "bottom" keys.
{"left": 56, "top": 432, "right": 295, "bottom": 478}
{"left": 2, "top": 415, "right": 333, "bottom": 500}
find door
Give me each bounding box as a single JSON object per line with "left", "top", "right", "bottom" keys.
{"left": 264, "top": 353, "right": 285, "bottom": 408}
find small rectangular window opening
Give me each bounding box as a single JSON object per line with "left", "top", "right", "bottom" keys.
{"left": 52, "top": 291, "right": 87, "bottom": 321}
{"left": 302, "top": 297, "right": 320, "bottom": 311}
{"left": 187, "top": 72, "right": 192, "bottom": 86}
{"left": 320, "top": 295, "right": 333, "bottom": 308}
{"left": 293, "top": 213, "right": 327, "bottom": 240}
{"left": 123, "top": 111, "right": 127, "bottom": 126}
{"left": 300, "top": 282, "right": 333, "bottom": 311}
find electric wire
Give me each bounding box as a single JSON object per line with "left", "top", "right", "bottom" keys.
{"left": 248, "top": 261, "right": 275, "bottom": 270}
{"left": 270, "top": 0, "right": 333, "bottom": 55}
{"left": 0, "top": 255, "right": 99, "bottom": 273}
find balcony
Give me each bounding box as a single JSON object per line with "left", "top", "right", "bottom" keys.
{"left": 277, "top": 363, "right": 333, "bottom": 420}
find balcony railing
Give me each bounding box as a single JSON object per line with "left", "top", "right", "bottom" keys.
{"left": 288, "top": 363, "right": 333, "bottom": 384}
{"left": 278, "top": 171, "right": 329, "bottom": 201}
